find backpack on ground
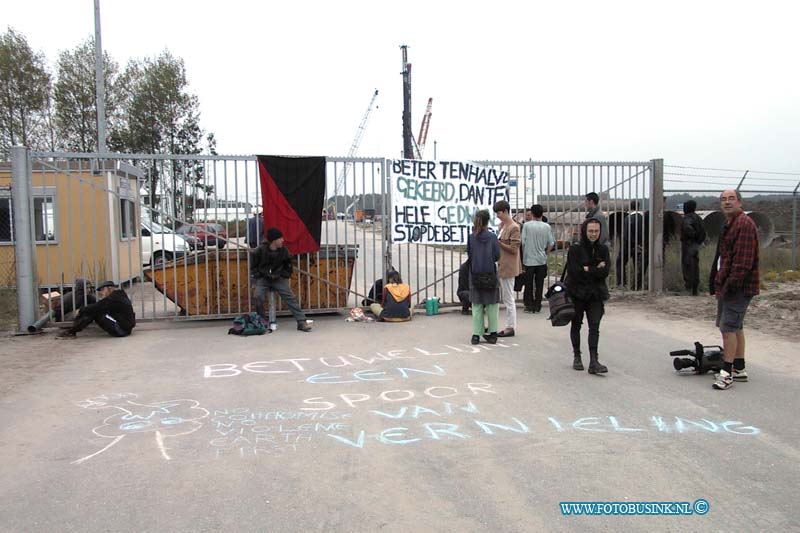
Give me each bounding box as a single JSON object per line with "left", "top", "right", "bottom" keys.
{"left": 545, "top": 264, "right": 575, "bottom": 327}
{"left": 228, "top": 313, "right": 268, "bottom": 336}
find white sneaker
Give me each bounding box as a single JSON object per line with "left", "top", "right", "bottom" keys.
{"left": 269, "top": 322, "right": 278, "bottom": 332}
{"left": 713, "top": 370, "right": 733, "bottom": 390}
{"left": 714, "top": 368, "right": 748, "bottom": 382}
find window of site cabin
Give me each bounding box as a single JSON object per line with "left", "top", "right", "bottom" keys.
{"left": 119, "top": 198, "right": 137, "bottom": 240}
{"left": 0, "top": 193, "right": 57, "bottom": 244}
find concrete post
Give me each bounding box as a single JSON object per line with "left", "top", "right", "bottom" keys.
{"left": 11, "top": 147, "right": 39, "bottom": 332}
{"left": 793, "top": 185, "right": 798, "bottom": 270}
{"left": 649, "top": 159, "right": 664, "bottom": 293}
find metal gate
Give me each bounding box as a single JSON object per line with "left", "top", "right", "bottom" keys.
{"left": 7, "top": 148, "right": 662, "bottom": 331}
{"left": 389, "top": 160, "right": 662, "bottom": 307}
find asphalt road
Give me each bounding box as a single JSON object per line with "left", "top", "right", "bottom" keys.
{"left": 1, "top": 302, "right": 797, "bottom": 532}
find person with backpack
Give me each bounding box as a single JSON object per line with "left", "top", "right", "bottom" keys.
{"left": 369, "top": 270, "right": 412, "bottom": 322}
{"left": 250, "top": 227, "right": 312, "bottom": 332}
{"left": 467, "top": 209, "right": 501, "bottom": 345}
{"left": 566, "top": 218, "right": 611, "bottom": 374}
{"left": 681, "top": 200, "right": 707, "bottom": 295}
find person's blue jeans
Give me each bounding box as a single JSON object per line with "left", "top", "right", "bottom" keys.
{"left": 254, "top": 277, "right": 306, "bottom": 322}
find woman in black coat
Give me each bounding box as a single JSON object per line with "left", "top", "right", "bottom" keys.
{"left": 566, "top": 218, "right": 611, "bottom": 374}
{"left": 467, "top": 210, "right": 501, "bottom": 345}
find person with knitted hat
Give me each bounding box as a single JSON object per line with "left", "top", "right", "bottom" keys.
{"left": 56, "top": 280, "right": 136, "bottom": 339}
{"left": 250, "top": 227, "right": 312, "bottom": 332}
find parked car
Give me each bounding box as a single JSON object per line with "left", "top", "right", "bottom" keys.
{"left": 183, "top": 234, "right": 205, "bottom": 252}
{"left": 141, "top": 221, "right": 192, "bottom": 267}
{"left": 178, "top": 222, "right": 228, "bottom": 248}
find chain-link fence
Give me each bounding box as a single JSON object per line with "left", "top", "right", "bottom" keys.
{"left": 0, "top": 191, "right": 16, "bottom": 287}
{"left": 663, "top": 164, "right": 800, "bottom": 290}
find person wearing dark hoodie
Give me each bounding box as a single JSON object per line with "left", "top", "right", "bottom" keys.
{"left": 56, "top": 281, "right": 136, "bottom": 338}
{"left": 250, "top": 227, "right": 312, "bottom": 332}
{"left": 369, "top": 270, "right": 412, "bottom": 322}
{"left": 681, "top": 199, "right": 706, "bottom": 295}
{"left": 467, "top": 209, "right": 501, "bottom": 345}
{"left": 566, "top": 218, "right": 611, "bottom": 374}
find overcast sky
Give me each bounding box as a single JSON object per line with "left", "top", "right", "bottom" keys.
{"left": 5, "top": 0, "right": 800, "bottom": 193}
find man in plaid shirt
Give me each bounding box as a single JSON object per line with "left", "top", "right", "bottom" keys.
{"left": 709, "top": 189, "right": 760, "bottom": 390}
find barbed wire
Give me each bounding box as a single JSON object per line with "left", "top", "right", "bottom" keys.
{"left": 665, "top": 164, "right": 800, "bottom": 177}
{"left": 665, "top": 171, "right": 800, "bottom": 183}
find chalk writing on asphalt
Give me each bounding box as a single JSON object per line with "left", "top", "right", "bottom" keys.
{"left": 73, "top": 393, "right": 762, "bottom": 463}
{"left": 72, "top": 393, "right": 209, "bottom": 465}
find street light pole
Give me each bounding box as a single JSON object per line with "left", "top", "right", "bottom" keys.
{"left": 94, "top": 0, "right": 107, "bottom": 154}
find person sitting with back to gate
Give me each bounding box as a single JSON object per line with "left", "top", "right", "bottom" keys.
{"left": 50, "top": 278, "right": 94, "bottom": 322}
{"left": 250, "top": 227, "right": 313, "bottom": 332}
{"left": 56, "top": 281, "right": 136, "bottom": 339}
{"left": 362, "top": 276, "right": 385, "bottom": 308}
{"left": 369, "top": 269, "right": 412, "bottom": 322}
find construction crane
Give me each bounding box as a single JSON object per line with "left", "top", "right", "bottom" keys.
{"left": 412, "top": 97, "right": 433, "bottom": 159}
{"left": 401, "top": 45, "right": 414, "bottom": 159}
{"left": 335, "top": 89, "right": 379, "bottom": 201}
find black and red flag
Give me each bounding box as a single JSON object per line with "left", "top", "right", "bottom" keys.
{"left": 257, "top": 155, "right": 326, "bottom": 255}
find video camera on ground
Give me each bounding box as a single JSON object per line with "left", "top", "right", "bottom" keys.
{"left": 670, "top": 342, "right": 724, "bottom": 374}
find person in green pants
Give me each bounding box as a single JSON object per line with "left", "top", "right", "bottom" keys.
{"left": 467, "top": 210, "right": 501, "bottom": 345}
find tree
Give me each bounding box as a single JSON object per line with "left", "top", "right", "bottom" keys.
{"left": 0, "top": 28, "right": 51, "bottom": 157}
{"left": 109, "top": 51, "right": 213, "bottom": 220}
{"left": 53, "top": 36, "right": 119, "bottom": 152}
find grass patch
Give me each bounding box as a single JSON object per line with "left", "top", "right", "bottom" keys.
{"left": 664, "top": 242, "right": 798, "bottom": 292}
{"left": 763, "top": 269, "right": 800, "bottom": 282}
{"left": 0, "top": 288, "right": 18, "bottom": 332}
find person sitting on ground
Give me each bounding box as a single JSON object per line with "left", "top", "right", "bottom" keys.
{"left": 369, "top": 270, "right": 412, "bottom": 322}
{"left": 56, "top": 281, "right": 136, "bottom": 339}
{"left": 250, "top": 227, "right": 313, "bottom": 332}
{"left": 457, "top": 260, "right": 472, "bottom": 315}
{"left": 51, "top": 278, "right": 95, "bottom": 321}
{"left": 362, "top": 276, "right": 385, "bottom": 307}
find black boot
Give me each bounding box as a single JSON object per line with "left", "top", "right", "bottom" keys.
{"left": 572, "top": 352, "right": 584, "bottom": 371}
{"left": 483, "top": 332, "right": 498, "bottom": 344}
{"left": 471, "top": 335, "right": 480, "bottom": 345}
{"left": 297, "top": 320, "right": 312, "bottom": 332}
{"left": 588, "top": 352, "right": 608, "bottom": 374}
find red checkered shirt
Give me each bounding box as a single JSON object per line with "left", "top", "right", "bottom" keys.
{"left": 714, "top": 211, "right": 760, "bottom": 297}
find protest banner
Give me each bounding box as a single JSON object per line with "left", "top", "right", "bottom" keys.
{"left": 390, "top": 159, "right": 510, "bottom": 244}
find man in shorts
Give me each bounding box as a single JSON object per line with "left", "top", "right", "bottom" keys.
{"left": 709, "top": 189, "right": 759, "bottom": 390}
